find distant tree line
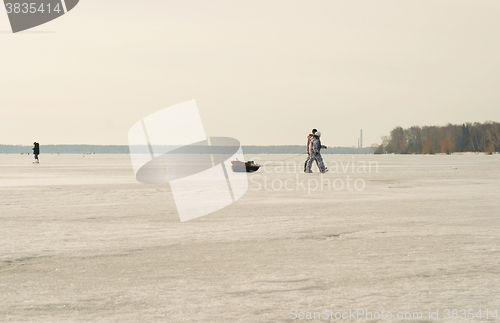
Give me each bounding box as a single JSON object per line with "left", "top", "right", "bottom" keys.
{"left": 374, "top": 121, "right": 500, "bottom": 154}
{"left": 0, "top": 144, "right": 373, "bottom": 154}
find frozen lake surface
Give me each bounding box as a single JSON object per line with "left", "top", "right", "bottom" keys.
{"left": 1, "top": 153, "right": 499, "bottom": 322}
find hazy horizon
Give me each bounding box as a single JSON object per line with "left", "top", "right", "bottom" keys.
{"left": 2, "top": 1, "right": 500, "bottom": 147}
{"left": 2, "top": 118, "right": 498, "bottom": 147}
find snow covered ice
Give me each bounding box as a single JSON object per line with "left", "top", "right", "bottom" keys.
{"left": 1, "top": 153, "right": 499, "bottom": 322}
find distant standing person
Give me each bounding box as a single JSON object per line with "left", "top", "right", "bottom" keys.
{"left": 304, "top": 129, "right": 318, "bottom": 172}
{"left": 305, "top": 131, "right": 328, "bottom": 173}
{"left": 33, "top": 142, "right": 40, "bottom": 163}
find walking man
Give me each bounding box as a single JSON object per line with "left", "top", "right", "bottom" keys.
{"left": 304, "top": 129, "right": 317, "bottom": 172}
{"left": 305, "top": 131, "right": 327, "bottom": 173}
{"left": 33, "top": 142, "right": 40, "bottom": 163}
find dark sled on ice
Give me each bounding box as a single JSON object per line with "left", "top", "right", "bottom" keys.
{"left": 231, "top": 160, "right": 261, "bottom": 173}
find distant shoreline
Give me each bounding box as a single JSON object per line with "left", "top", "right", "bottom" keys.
{"left": 0, "top": 144, "right": 373, "bottom": 155}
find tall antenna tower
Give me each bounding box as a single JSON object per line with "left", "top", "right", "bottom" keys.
{"left": 360, "top": 129, "right": 363, "bottom": 148}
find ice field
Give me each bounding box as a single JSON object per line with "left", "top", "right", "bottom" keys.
{"left": 1, "top": 153, "right": 499, "bottom": 322}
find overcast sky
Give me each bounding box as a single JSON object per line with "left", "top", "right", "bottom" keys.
{"left": 1, "top": 0, "right": 499, "bottom": 147}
